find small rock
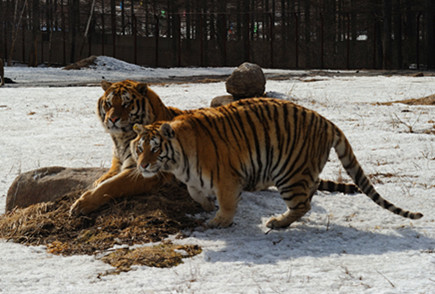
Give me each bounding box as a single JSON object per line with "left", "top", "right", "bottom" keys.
{"left": 6, "top": 166, "right": 107, "bottom": 212}
{"left": 210, "top": 95, "right": 236, "bottom": 107}
{"left": 412, "top": 72, "right": 424, "bottom": 77}
{"left": 226, "top": 62, "right": 266, "bottom": 98}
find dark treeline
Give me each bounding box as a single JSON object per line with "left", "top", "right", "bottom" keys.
{"left": 0, "top": 0, "right": 434, "bottom": 69}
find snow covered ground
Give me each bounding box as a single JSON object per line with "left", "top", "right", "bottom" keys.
{"left": 0, "top": 58, "right": 434, "bottom": 293}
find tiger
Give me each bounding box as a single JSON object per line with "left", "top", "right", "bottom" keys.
{"left": 70, "top": 79, "right": 187, "bottom": 215}
{"left": 70, "top": 80, "right": 356, "bottom": 215}
{"left": 130, "top": 97, "right": 423, "bottom": 228}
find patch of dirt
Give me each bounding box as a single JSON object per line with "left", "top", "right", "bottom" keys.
{"left": 63, "top": 55, "right": 98, "bottom": 70}
{"left": 377, "top": 94, "right": 435, "bottom": 106}
{"left": 100, "top": 241, "right": 202, "bottom": 275}
{"left": 0, "top": 182, "right": 204, "bottom": 271}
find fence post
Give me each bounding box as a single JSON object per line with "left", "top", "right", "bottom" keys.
{"left": 294, "top": 13, "right": 299, "bottom": 69}
{"left": 131, "top": 0, "right": 137, "bottom": 65}
{"left": 176, "top": 14, "right": 181, "bottom": 66}
{"left": 416, "top": 12, "right": 422, "bottom": 69}
{"left": 346, "top": 13, "right": 350, "bottom": 69}
{"left": 110, "top": 0, "right": 116, "bottom": 58}
{"left": 372, "top": 21, "right": 376, "bottom": 68}
{"left": 269, "top": 12, "right": 274, "bottom": 68}
{"left": 199, "top": 13, "right": 204, "bottom": 66}
{"left": 101, "top": 0, "right": 105, "bottom": 56}
{"left": 320, "top": 13, "right": 324, "bottom": 69}
{"left": 243, "top": 10, "right": 250, "bottom": 62}
{"left": 155, "top": 14, "right": 159, "bottom": 67}
{"left": 22, "top": 19, "right": 26, "bottom": 62}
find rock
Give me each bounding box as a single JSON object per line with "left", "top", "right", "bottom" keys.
{"left": 6, "top": 166, "right": 107, "bottom": 212}
{"left": 225, "top": 62, "right": 266, "bottom": 98}
{"left": 210, "top": 95, "right": 236, "bottom": 107}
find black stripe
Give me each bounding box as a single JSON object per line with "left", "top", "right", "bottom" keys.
{"left": 244, "top": 108, "right": 263, "bottom": 184}
{"left": 190, "top": 117, "right": 221, "bottom": 179}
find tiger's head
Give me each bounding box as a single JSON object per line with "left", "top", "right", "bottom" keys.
{"left": 98, "top": 80, "right": 157, "bottom": 134}
{"left": 131, "top": 122, "right": 179, "bottom": 178}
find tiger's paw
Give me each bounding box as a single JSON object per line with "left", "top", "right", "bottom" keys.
{"left": 265, "top": 216, "right": 292, "bottom": 229}
{"left": 207, "top": 212, "right": 234, "bottom": 228}
{"left": 69, "top": 190, "right": 104, "bottom": 216}
{"left": 92, "top": 179, "right": 103, "bottom": 188}
{"left": 92, "top": 175, "right": 110, "bottom": 187}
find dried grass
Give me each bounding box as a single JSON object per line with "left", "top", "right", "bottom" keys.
{"left": 101, "top": 241, "right": 202, "bottom": 274}
{"left": 0, "top": 181, "right": 204, "bottom": 270}
{"left": 377, "top": 94, "right": 435, "bottom": 106}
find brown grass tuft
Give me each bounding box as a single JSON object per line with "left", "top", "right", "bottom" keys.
{"left": 0, "top": 181, "right": 204, "bottom": 270}
{"left": 101, "top": 241, "right": 202, "bottom": 274}
{"left": 377, "top": 94, "right": 435, "bottom": 106}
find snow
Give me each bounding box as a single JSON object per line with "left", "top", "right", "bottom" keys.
{"left": 0, "top": 58, "right": 434, "bottom": 293}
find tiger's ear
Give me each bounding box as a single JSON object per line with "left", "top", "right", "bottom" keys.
{"left": 160, "top": 123, "right": 175, "bottom": 139}
{"left": 101, "top": 80, "right": 112, "bottom": 91}
{"left": 133, "top": 124, "right": 146, "bottom": 135}
{"left": 136, "top": 83, "right": 148, "bottom": 96}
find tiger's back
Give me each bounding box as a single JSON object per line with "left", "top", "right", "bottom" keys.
{"left": 133, "top": 98, "right": 422, "bottom": 228}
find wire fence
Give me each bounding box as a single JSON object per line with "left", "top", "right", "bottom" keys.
{"left": 1, "top": 0, "right": 434, "bottom": 69}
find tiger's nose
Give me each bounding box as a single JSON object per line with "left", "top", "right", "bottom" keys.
{"left": 109, "top": 116, "right": 119, "bottom": 123}
{"left": 140, "top": 162, "right": 149, "bottom": 169}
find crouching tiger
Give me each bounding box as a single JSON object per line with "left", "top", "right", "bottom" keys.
{"left": 130, "top": 98, "right": 423, "bottom": 229}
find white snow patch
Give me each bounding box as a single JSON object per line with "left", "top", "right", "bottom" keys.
{"left": 0, "top": 62, "right": 434, "bottom": 293}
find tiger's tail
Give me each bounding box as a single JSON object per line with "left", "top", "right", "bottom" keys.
{"left": 333, "top": 128, "right": 423, "bottom": 220}
{"left": 317, "top": 180, "right": 360, "bottom": 194}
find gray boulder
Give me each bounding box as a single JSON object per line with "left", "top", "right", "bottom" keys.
{"left": 225, "top": 62, "right": 266, "bottom": 98}
{"left": 6, "top": 166, "right": 107, "bottom": 212}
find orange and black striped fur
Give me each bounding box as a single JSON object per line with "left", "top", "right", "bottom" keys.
{"left": 70, "top": 80, "right": 186, "bottom": 215}
{"left": 131, "top": 98, "right": 423, "bottom": 228}
{"left": 70, "top": 80, "right": 357, "bottom": 216}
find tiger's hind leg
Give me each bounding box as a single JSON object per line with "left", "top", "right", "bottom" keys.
{"left": 266, "top": 181, "right": 317, "bottom": 229}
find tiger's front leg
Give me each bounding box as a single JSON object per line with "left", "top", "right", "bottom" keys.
{"left": 207, "top": 185, "right": 241, "bottom": 228}
{"left": 187, "top": 185, "right": 215, "bottom": 212}
{"left": 93, "top": 156, "right": 122, "bottom": 187}
{"left": 70, "top": 168, "right": 164, "bottom": 215}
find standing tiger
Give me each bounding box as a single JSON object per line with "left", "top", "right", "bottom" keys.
{"left": 70, "top": 79, "right": 187, "bottom": 215}
{"left": 70, "top": 79, "right": 356, "bottom": 216}
{"left": 131, "top": 98, "right": 423, "bottom": 228}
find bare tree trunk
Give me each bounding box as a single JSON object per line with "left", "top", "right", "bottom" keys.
{"left": 425, "top": 0, "right": 435, "bottom": 69}
{"left": 30, "top": 0, "right": 40, "bottom": 66}
{"left": 110, "top": 0, "right": 116, "bottom": 57}
{"left": 79, "top": 0, "right": 96, "bottom": 57}
{"left": 382, "top": 0, "right": 393, "bottom": 69}
{"left": 304, "top": 0, "right": 311, "bottom": 68}
{"left": 8, "top": 0, "right": 28, "bottom": 66}
{"left": 393, "top": 0, "right": 403, "bottom": 68}
{"left": 217, "top": 0, "right": 227, "bottom": 65}
{"left": 242, "top": 0, "right": 250, "bottom": 61}
{"left": 69, "top": 0, "right": 80, "bottom": 63}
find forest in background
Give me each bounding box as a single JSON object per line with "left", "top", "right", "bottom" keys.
{"left": 1, "top": 0, "right": 434, "bottom": 69}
